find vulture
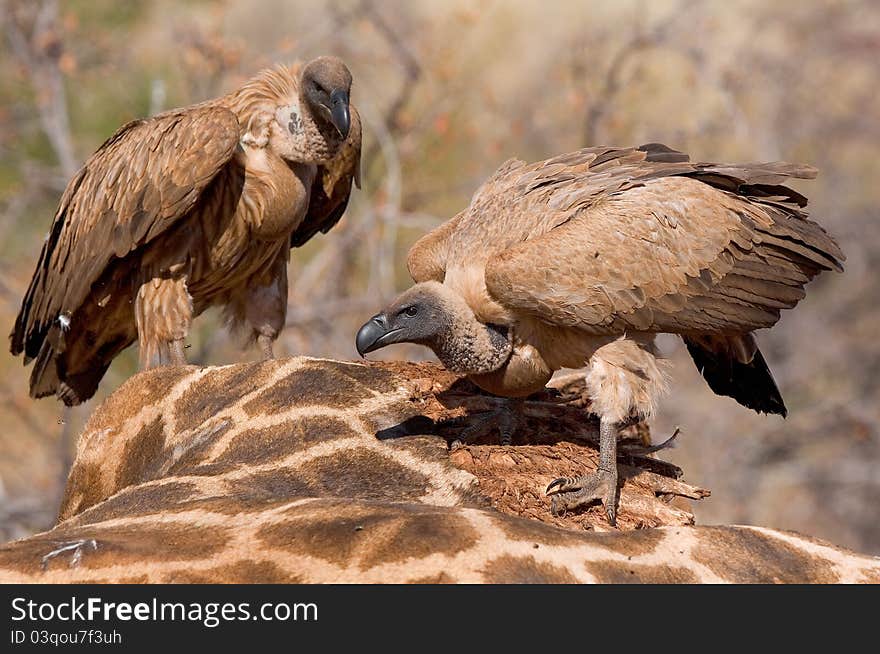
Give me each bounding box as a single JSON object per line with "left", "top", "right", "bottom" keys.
{"left": 10, "top": 56, "right": 361, "bottom": 406}
{"left": 356, "top": 144, "right": 844, "bottom": 524}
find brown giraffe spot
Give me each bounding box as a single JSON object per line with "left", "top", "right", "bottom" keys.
{"left": 224, "top": 470, "right": 315, "bottom": 501}
{"left": 243, "top": 365, "right": 375, "bottom": 415}
{"left": 409, "top": 572, "right": 458, "bottom": 583}
{"left": 118, "top": 575, "right": 152, "bottom": 583}
{"left": 493, "top": 514, "right": 591, "bottom": 548}
{"left": 482, "top": 555, "right": 580, "bottom": 583}
{"left": 225, "top": 449, "right": 432, "bottom": 503}
{"left": 692, "top": 527, "right": 841, "bottom": 583}
{"left": 163, "top": 560, "right": 296, "bottom": 583}
{"left": 58, "top": 460, "right": 106, "bottom": 522}
{"left": 585, "top": 561, "right": 701, "bottom": 583}
{"left": 257, "top": 502, "right": 392, "bottom": 565}
{"left": 188, "top": 495, "right": 301, "bottom": 516}
{"left": 88, "top": 575, "right": 151, "bottom": 584}
{"left": 86, "top": 366, "right": 195, "bottom": 433}
{"left": 385, "top": 436, "right": 481, "bottom": 490}
{"left": 589, "top": 528, "right": 668, "bottom": 557}
{"left": 117, "top": 416, "right": 167, "bottom": 490}
{"left": 297, "top": 449, "right": 433, "bottom": 502}
{"left": 358, "top": 507, "right": 480, "bottom": 569}
{"left": 67, "top": 482, "right": 200, "bottom": 525}
{"left": 182, "top": 462, "right": 237, "bottom": 477}
{"left": 329, "top": 361, "right": 401, "bottom": 393}
{"left": 174, "top": 361, "right": 274, "bottom": 432}
{"left": 213, "top": 416, "right": 357, "bottom": 467}
{"left": 0, "top": 523, "right": 229, "bottom": 574}
{"left": 257, "top": 501, "right": 479, "bottom": 568}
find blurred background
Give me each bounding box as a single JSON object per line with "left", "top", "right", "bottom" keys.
{"left": 0, "top": 0, "right": 877, "bottom": 552}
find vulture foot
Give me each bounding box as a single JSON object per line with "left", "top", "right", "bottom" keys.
{"left": 450, "top": 398, "right": 524, "bottom": 450}
{"left": 547, "top": 469, "right": 618, "bottom": 525}
{"left": 546, "top": 416, "right": 621, "bottom": 525}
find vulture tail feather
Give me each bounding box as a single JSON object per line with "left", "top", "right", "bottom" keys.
{"left": 29, "top": 343, "right": 62, "bottom": 401}
{"left": 684, "top": 335, "right": 787, "bottom": 417}
{"left": 29, "top": 329, "right": 120, "bottom": 406}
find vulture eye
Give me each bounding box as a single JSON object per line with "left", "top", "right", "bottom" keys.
{"left": 403, "top": 305, "right": 418, "bottom": 317}
{"left": 312, "top": 80, "right": 326, "bottom": 94}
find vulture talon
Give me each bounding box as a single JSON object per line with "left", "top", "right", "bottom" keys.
{"left": 257, "top": 334, "right": 276, "bottom": 361}
{"left": 547, "top": 469, "right": 618, "bottom": 524}
{"left": 546, "top": 476, "right": 574, "bottom": 495}
{"left": 607, "top": 505, "right": 617, "bottom": 527}
{"left": 453, "top": 399, "right": 525, "bottom": 447}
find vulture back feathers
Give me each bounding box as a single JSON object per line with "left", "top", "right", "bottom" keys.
{"left": 11, "top": 57, "right": 361, "bottom": 405}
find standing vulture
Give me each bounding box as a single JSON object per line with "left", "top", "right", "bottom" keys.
{"left": 356, "top": 144, "right": 843, "bottom": 524}
{"left": 10, "top": 56, "right": 361, "bottom": 406}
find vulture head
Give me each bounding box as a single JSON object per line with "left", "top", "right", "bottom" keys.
{"left": 238, "top": 56, "right": 353, "bottom": 163}
{"left": 356, "top": 281, "right": 513, "bottom": 375}
{"left": 300, "top": 56, "right": 353, "bottom": 140}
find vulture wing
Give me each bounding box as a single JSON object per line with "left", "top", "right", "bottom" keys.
{"left": 406, "top": 157, "right": 529, "bottom": 283}
{"left": 406, "top": 211, "right": 465, "bottom": 283}
{"left": 290, "top": 105, "right": 362, "bottom": 247}
{"left": 484, "top": 145, "right": 844, "bottom": 334}
{"left": 10, "top": 105, "right": 241, "bottom": 360}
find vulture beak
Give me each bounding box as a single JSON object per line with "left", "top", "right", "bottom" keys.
{"left": 356, "top": 313, "right": 400, "bottom": 357}
{"left": 329, "top": 89, "right": 351, "bottom": 139}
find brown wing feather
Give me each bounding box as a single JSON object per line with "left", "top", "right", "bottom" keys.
{"left": 290, "top": 105, "right": 361, "bottom": 247}
{"left": 483, "top": 146, "right": 843, "bottom": 334}
{"left": 406, "top": 211, "right": 468, "bottom": 283}
{"left": 10, "top": 105, "right": 240, "bottom": 360}
{"left": 406, "top": 157, "right": 533, "bottom": 283}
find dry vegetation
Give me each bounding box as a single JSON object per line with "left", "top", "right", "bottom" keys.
{"left": 0, "top": 0, "right": 877, "bottom": 552}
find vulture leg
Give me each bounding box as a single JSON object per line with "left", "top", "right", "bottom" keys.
{"left": 228, "top": 246, "right": 288, "bottom": 361}
{"left": 451, "top": 398, "right": 524, "bottom": 449}
{"left": 135, "top": 276, "right": 193, "bottom": 369}
{"left": 169, "top": 339, "right": 187, "bottom": 366}
{"left": 547, "top": 417, "right": 620, "bottom": 525}
{"left": 546, "top": 337, "right": 668, "bottom": 525}
{"left": 257, "top": 334, "right": 275, "bottom": 360}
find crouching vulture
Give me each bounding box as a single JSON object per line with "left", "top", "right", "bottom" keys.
{"left": 10, "top": 56, "right": 361, "bottom": 405}
{"left": 356, "top": 144, "right": 843, "bottom": 524}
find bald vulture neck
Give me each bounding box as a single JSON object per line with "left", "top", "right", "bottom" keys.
{"left": 432, "top": 296, "right": 512, "bottom": 376}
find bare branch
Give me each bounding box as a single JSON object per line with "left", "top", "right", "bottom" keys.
{"left": 581, "top": 0, "right": 697, "bottom": 144}
{"left": 356, "top": 0, "right": 422, "bottom": 170}
{"left": 4, "top": 0, "right": 77, "bottom": 176}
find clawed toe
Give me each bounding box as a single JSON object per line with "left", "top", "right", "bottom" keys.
{"left": 546, "top": 470, "right": 618, "bottom": 525}
{"left": 452, "top": 400, "right": 523, "bottom": 447}
{"left": 546, "top": 476, "right": 581, "bottom": 494}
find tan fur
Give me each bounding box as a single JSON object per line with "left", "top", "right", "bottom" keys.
{"left": 1, "top": 357, "right": 877, "bottom": 584}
